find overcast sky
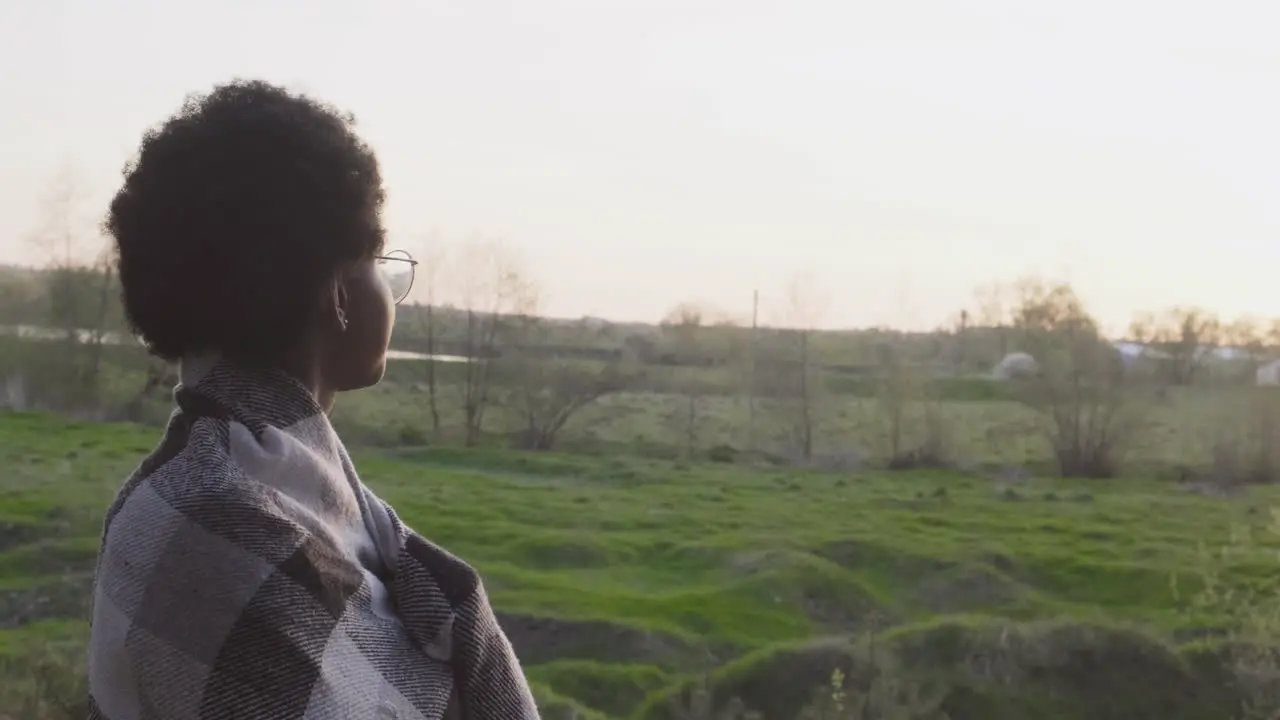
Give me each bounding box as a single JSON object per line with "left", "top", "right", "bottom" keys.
{"left": 1, "top": 0, "right": 1278, "bottom": 332}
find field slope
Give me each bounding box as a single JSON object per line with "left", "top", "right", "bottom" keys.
{"left": 1, "top": 412, "right": 1277, "bottom": 719}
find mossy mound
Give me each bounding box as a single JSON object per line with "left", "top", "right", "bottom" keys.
{"left": 639, "top": 618, "right": 1248, "bottom": 720}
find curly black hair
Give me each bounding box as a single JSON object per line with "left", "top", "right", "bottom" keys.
{"left": 106, "top": 79, "right": 386, "bottom": 363}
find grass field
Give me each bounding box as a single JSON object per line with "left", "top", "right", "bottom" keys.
{"left": 3, "top": 335, "right": 1263, "bottom": 474}
{"left": 331, "top": 375, "right": 1265, "bottom": 474}
{"left": 4, "top": 410, "right": 1280, "bottom": 718}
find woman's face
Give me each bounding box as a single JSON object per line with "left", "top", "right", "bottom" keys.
{"left": 322, "top": 256, "right": 395, "bottom": 393}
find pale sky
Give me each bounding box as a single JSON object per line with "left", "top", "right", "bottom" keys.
{"left": 2, "top": 0, "right": 1278, "bottom": 332}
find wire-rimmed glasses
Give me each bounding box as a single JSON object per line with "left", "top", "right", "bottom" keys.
{"left": 376, "top": 250, "right": 418, "bottom": 305}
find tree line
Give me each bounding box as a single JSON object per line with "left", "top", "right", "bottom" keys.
{"left": 4, "top": 167, "right": 1279, "bottom": 478}
{"left": 4, "top": 231, "right": 1279, "bottom": 478}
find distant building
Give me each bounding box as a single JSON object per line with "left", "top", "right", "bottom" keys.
{"left": 0, "top": 373, "right": 26, "bottom": 410}
{"left": 1198, "top": 345, "right": 1251, "bottom": 363}
{"left": 1257, "top": 359, "right": 1280, "bottom": 386}
{"left": 993, "top": 352, "right": 1038, "bottom": 380}
{"left": 1111, "top": 340, "right": 1171, "bottom": 369}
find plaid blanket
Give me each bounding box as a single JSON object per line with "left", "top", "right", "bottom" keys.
{"left": 87, "top": 359, "right": 539, "bottom": 719}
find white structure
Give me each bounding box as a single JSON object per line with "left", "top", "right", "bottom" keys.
{"left": 1257, "top": 360, "right": 1280, "bottom": 386}
{"left": 993, "top": 352, "right": 1038, "bottom": 380}
{"left": 1112, "top": 341, "right": 1168, "bottom": 361}
{"left": 0, "top": 373, "right": 26, "bottom": 410}
{"left": 1111, "top": 340, "right": 1172, "bottom": 370}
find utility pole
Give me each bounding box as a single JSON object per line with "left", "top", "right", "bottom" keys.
{"left": 748, "top": 289, "right": 759, "bottom": 453}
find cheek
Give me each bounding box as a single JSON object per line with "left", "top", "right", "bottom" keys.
{"left": 350, "top": 271, "right": 394, "bottom": 350}
{"left": 377, "top": 280, "right": 395, "bottom": 340}
{"left": 348, "top": 281, "right": 393, "bottom": 385}
{"left": 361, "top": 282, "right": 392, "bottom": 337}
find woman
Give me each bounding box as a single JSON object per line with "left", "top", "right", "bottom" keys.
{"left": 87, "top": 80, "right": 539, "bottom": 720}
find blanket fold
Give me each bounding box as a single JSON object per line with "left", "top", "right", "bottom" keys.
{"left": 87, "top": 359, "right": 539, "bottom": 720}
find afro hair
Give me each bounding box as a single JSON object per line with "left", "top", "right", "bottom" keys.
{"left": 106, "top": 79, "right": 386, "bottom": 363}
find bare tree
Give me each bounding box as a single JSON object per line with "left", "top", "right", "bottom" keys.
{"left": 453, "top": 237, "right": 538, "bottom": 446}
{"left": 1267, "top": 318, "right": 1280, "bottom": 351}
{"left": 973, "top": 281, "right": 1010, "bottom": 359}
{"left": 24, "top": 165, "right": 118, "bottom": 409}
{"left": 1225, "top": 315, "right": 1268, "bottom": 377}
{"left": 412, "top": 237, "right": 448, "bottom": 434}
{"left": 506, "top": 317, "right": 640, "bottom": 451}
{"left": 29, "top": 164, "right": 88, "bottom": 270}
{"left": 85, "top": 246, "right": 117, "bottom": 384}
{"left": 30, "top": 164, "right": 92, "bottom": 338}
{"left": 1128, "top": 306, "right": 1221, "bottom": 386}
{"left": 1004, "top": 279, "right": 1147, "bottom": 478}
{"left": 765, "top": 273, "right": 828, "bottom": 463}
{"left": 942, "top": 308, "right": 971, "bottom": 373}
{"left": 660, "top": 302, "right": 709, "bottom": 457}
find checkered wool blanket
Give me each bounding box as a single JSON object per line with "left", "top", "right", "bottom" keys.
{"left": 87, "top": 359, "right": 539, "bottom": 719}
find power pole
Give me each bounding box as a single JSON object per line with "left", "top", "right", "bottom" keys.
{"left": 748, "top": 289, "right": 759, "bottom": 453}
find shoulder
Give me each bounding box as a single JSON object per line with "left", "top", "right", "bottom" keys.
{"left": 100, "top": 430, "right": 342, "bottom": 583}
{"left": 89, "top": 436, "right": 373, "bottom": 720}
{"left": 94, "top": 438, "right": 366, "bottom": 646}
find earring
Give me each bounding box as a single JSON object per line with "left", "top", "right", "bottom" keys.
{"left": 337, "top": 309, "right": 349, "bottom": 331}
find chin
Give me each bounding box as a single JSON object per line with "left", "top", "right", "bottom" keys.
{"left": 338, "top": 358, "right": 387, "bottom": 392}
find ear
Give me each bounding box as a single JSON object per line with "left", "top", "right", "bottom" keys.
{"left": 330, "top": 276, "right": 350, "bottom": 332}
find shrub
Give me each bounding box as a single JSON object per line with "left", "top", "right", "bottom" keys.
{"left": 1003, "top": 280, "right": 1149, "bottom": 478}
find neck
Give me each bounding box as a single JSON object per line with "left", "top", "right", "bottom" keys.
{"left": 277, "top": 353, "right": 336, "bottom": 413}
{"left": 181, "top": 351, "right": 337, "bottom": 414}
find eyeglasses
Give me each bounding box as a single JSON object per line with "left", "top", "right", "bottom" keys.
{"left": 376, "top": 250, "right": 417, "bottom": 305}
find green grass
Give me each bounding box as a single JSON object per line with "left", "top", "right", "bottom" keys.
{"left": 2, "top": 411, "right": 1279, "bottom": 718}
{"left": 327, "top": 369, "right": 1266, "bottom": 472}
{"left": 3, "top": 334, "right": 1259, "bottom": 473}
